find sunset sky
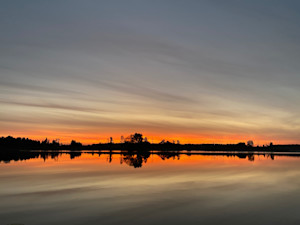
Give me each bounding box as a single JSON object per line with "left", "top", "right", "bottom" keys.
{"left": 1, "top": 1, "right": 300, "bottom": 144}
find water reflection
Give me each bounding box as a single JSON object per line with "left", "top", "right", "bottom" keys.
{"left": 0, "top": 150, "right": 296, "bottom": 167}
{"left": 1, "top": 151, "right": 300, "bottom": 225}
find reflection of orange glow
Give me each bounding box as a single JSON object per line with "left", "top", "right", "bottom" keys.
{"left": 2, "top": 153, "right": 296, "bottom": 169}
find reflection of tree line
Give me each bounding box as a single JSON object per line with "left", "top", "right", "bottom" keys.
{"left": 0, "top": 150, "right": 292, "bottom": 167}
{"left": 119, "top": 151, "right": 180, "bottom": 168}
{"left": 121, "top": 152, "right": 150, "bottom": 168}
{"left": 0, "top": 151, "right": 82, "bottom": 163}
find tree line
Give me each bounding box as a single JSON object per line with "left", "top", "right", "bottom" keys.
{"left": 1, "top": 134, "right": 300, "bottom": 152}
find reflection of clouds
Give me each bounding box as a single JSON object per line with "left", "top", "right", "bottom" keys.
{"left": 2, "top": 153, "right": 300, "bottom": 225}
{"left": 7, "top": 186, "right": 100, "bottom": 197}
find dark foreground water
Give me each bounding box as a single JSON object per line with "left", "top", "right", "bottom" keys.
{"left": 1, "top": 151, "right": 300, "bottom": 225}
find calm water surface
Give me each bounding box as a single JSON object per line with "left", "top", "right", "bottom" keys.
{"left": 1, "top": 151, "right": 300, "bottom": 225}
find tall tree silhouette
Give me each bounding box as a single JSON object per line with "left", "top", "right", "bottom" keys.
{"left": 126, "top": 133, "right": 144, "bottom": 143}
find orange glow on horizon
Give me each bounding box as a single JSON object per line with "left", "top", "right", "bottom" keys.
{"left": 1, "top": 129, "right": 298, "bottom": 145}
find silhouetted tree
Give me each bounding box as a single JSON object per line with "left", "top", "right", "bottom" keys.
{"left": 126, "top": 133, "right": 144, "bottom": 143}
{"left": 247, "top": 140, "right": 254, "bottom": 147}
{"left": 51, "top": 140, "right": 60, "bottom": 148}
{"left": 42, "top": 138, "right": 49, "bottom": 145}
{"left": 70, "top": 140, "right": 82, "bottom": 149}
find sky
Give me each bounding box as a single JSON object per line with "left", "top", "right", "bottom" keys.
{"left": 1, "top": 0, "right": 300, "bottom": 144}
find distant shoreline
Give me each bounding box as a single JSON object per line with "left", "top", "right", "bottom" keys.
{"left": 1, "top": 136, "right": 300, "bottom": 152}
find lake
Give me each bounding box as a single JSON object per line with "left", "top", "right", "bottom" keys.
{"left": 1, "top": 151, "right": 300, "bottom": 225}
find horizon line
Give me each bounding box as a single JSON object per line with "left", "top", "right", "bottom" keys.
{"left": 2, "top": 135, "right": 300, "bottom": 146}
